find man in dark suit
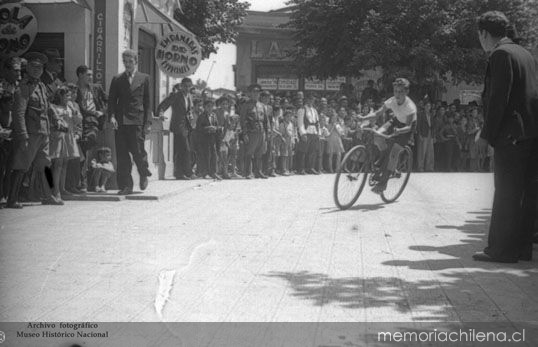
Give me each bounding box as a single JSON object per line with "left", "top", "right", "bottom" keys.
{"left": 157, "top": 78, "right": 195, "bottom": 180}
{"left": 472, "top": 11, "right": 538, "bottom": 263}
{"left": 108, "top": 49, "right": 152, "bottom": 195}
{"left": 239, "top": 84, "right": 268, "bottom": 179}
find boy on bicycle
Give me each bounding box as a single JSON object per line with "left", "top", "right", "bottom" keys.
{"left": 359, "top": 78, "right": 417, "bottom": 193}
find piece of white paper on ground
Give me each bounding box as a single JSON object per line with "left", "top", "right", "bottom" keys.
{"left": 155, "top": 270, "right": 176, "bottom": 320}
{"left": 155, "top": 239, "right": 218, "bottom": 320}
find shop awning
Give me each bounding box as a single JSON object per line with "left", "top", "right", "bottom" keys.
{"left": 21, "top": 0, "right": 91, "bottom": 10}
{"left": 136, "top": 0, "right": 195, "bottom": 37}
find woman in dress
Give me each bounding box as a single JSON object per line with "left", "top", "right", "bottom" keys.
{"left": 49, "top": 86, "right": 80, "bottom": 202}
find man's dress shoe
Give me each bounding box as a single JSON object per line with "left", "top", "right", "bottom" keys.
{"left": 472, "top": 252, "right": 518, "bottom": 263}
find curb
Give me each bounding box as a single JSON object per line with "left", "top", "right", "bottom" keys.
{"left": 58, "top": 180, "right": 214, "bottom": 202}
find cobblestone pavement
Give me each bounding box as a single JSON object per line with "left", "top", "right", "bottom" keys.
{"left": 1, "top": 173, "right": 537, "bottom": 323}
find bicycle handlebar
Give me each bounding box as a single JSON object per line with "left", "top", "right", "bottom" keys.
{"left": 362, "top": 127, "right": 393, "bottom": 139}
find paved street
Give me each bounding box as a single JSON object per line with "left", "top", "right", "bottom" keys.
{"left": 1, "top": 173, "right": 537, "bottom": 323}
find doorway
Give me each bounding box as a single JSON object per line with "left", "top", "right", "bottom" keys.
{"left": 137, "top": 28, "right": 157, "bottom": 112}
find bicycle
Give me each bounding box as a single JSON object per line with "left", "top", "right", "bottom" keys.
{"left": 333, "top": 127, "right": 413, "bottom": 210}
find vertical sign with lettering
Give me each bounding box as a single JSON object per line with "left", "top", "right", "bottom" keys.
{"left": 93, "top": 0, "right": 106, "bottom": 87}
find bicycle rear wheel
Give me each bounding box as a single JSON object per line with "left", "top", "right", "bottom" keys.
{"left": 381, "top": 146, "right": 413, "bottom": 203}
{"left": 333, "top": 145, "right": 368, "bottom": 210}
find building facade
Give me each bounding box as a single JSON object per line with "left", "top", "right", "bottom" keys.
{"left": 236, "top": 9, "right": 483, "bottom": 103}
{"left": 236, "top": 10, "right": 355, "bottom": 96}
{"left": 15, "top": 0, "right": 197, "bottom": 182}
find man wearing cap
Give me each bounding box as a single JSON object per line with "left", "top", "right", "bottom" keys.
{"left": 296, "top": 93, "right": 321, "bottom": 175}
{"left": 41, "top": 48, "right": 65, "bottom": 100}
{"left": 239, "top": 84, "right": 268, "bottom": 179}
{"left": 109, "top": 49, "right": 152, "bottom": 194}
{"left": 157, "top": 77, "right": 195, "bottom": 180}
{"left": 0, "top": 57, "right": 22, "bottom": 205}
{"left": 7, "top": 52, "right": 62, "bottom": 208}
{"left": 472, "top": 11, "right": 538, "bottom": 263}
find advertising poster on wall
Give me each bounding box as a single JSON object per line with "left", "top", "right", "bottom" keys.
{"left": 325, "top": 76, "right": 346, "bottom": 91}
{"left": 257, "top": 78, "right": 278, "bottom": 90}
{"left": 156, "top": 29, "right": 202, "bottom": 78}
{"left": 278, "top": 78, "right": 299, "bottom": 90}
{"left": 304, "top": 78, "right": 325, "bottom": 90}
{"left": 0, "top": 3, "right": 38, "bottom": 59}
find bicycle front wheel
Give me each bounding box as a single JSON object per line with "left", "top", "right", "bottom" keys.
{"left": 333, "top": 145, "right": 369, "bottom": 210}
{"left": 381, "top": 146, "right": 413, "bottom": 203}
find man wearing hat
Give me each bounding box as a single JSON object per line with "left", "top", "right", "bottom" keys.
{"left": 239, "top": 84, "right": 268, "bottom": 179}
{"left": 41, "top": 48, "right": 65, "bottom": 100}
{"left": 7, "top": 52, "right": 63, "bottom": 208}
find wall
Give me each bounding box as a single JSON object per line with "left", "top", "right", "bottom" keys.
{"left": 26, "top": 3, "right": 91, "bottom": 82}
{"left": 104, "top": 0, "right": 122, "bottom": 90}
{"left": 235, "top": 37, "right": 253, "bottom": 89}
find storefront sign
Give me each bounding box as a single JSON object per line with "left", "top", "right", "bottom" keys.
{"left": 257, "top": 78, "right": 277, "bottom": 90}
{"left": 325, "top": 76, "right": 346, "bottom": 91}
{"left": 250, "top": 39, "right": 294, "bottom": 61}
{"left": 156, "top": 30, "right": 202, "bottom": 78}
{"left": 278, "top": 78, "right": 298, "bottom": 91}
{"left": 0, "top": 3, "right": 37, "bottom": 58}
{"left": 304, "top": 78, "right": 325, "bottom": 91}
{"left": 460, "top": 89, "right": 482, "bottom": 105}
{"left": 93, "top": 0, "right": 106, "bottom": 87}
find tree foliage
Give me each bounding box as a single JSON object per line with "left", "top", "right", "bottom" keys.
{"left": 174, "top": 0, "right": 250, "bottom": 58}
{"left": 286, "top": 0, "right": 538, "bottom": 98}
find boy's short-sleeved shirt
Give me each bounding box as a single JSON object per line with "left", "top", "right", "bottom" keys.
{"left": 384, "top": 96, "right": 417, "bottom": 124}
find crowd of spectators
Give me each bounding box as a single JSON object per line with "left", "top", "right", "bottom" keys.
{"left": 0, "top": 52, "right": 492, "bottom": 211}
{"left": 180, "top": 80, "right": 492, "bottom": 181}
{"left": 0, "top": 49, "right": 109, "bottom": 208}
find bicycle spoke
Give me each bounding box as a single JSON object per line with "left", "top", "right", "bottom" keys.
{"left": 381, "top": 147, "right": 412, "bottom": 203}
{"left": 333, "top": 146, "right": 368, "bottom": 209}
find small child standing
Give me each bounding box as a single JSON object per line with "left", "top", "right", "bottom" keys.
{"left": 90, "top": 147, "right": 114, "bottom": 192}
{"left": 276, "top": 109, "right": 294, "bottom": 175}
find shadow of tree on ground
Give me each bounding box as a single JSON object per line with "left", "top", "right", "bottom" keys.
{"left": 265, "top": 209, "right": 538, "bottom": 323}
